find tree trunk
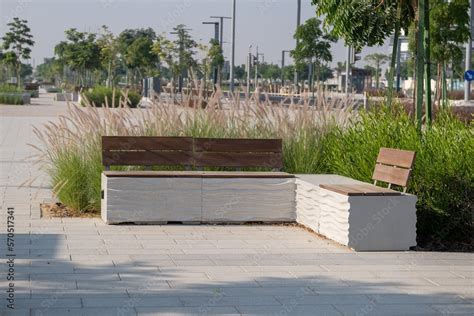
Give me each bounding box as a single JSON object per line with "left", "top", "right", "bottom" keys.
{"left": 415, "top": 0, "right": 425, "bottom": 130}
{"left": 387, "top": 0, "right": 402, "bottom": 106}
{"left": 16, "top": 63, "right": 21, "bottom": 89}
{"left": 375, "top": 61, "right": 380, "bottom": 89}
{"left": 424, "top": 0, "right": 432, "bottom": 125}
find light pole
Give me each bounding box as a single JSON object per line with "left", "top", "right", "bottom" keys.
{"left": 345, "top": 45, "right": 351, "bottom": 95}
{"left": 230, "top": 0, "right": 237, "bottom": 92}
{"left": 210, "top": 16, "right": 231, "bottom": 47}
{"left": 464, "top": 0, "right": 473, "bottom": 102}
{"left": 203, "top": 21, "right": 220, "bottom": 87}
{"left": 294, "top": 0, "right": 301, "bottom": 92}
{"left": 281, "top": 50, "right": 290, "bottom": 87}
{"left": 247, "top": 45, "right": 252, "bottom": 95}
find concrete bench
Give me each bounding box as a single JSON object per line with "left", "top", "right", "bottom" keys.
{"left": 101, "top": 136, "right": 295, "bottom": 224}
{"left": 296, "top": 148, "right": 417, "bottom": 251}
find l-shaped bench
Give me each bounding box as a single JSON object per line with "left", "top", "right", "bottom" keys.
{"left": 101, "top": 136, "right": 296, "bottom": 224}
{"left": 101, "top": 136, "right": 417, "bottom": 251}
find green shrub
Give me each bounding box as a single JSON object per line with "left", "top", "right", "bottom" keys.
{"left": 0, "top": 84, "right": 22, "bottom": 93}
{"left": 323, "top": 105, "right": 473, "bottom": 245}
{"left": 81, "top": 86, "right": 141, "bottom": 108}
{"left": 0, "top": 93, "right": 24, "bottom": 105}
{"left": 46, "top": 87, "right": 62, "bottom": 93}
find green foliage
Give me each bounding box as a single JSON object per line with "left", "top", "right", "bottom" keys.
{"left": 118, "top": 28, "right": 158, "bottom": 82}
{"left": 323, "top": 105, "right": 473, "bottom": 244}
{"left": 364, "top": 53, "right": 391, "bottom": 89}
{"left": 1, "top": 17, "right": 34, "bottom": 87}
{"left": 81, "top": 86, "right": 141, "bottom": 108}
{"left": 312, "top": 0, "right": 414, "bottom": 48}
{"left": 0, "top": 93, "right": 24, "bottom": 105}
{"left": 55, "top": 29, "right": 101, "bottom": 85}
{"left": 291, "top": 17, "right": 336, "bottom": 64}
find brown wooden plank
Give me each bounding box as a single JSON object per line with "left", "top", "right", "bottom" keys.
{"left": 194, "top": 138, "right": 282, "bottom": 153}
{"left": 102, "top": 151, "right": 193, "bottom": 166}
{"left": 372, "top": 164, "right": 412, "bottom": 187}
{"left": 200, "top": 171, "right": 293, "bottom": 178}
{"left": 319, "top": 183, "right": 402, "bottom": 196}
{"left": 194, "top": 152, "right": 283, "bottom": 168}
{"left": 103, "top": 171, "right": 294, "bottom": 178}
{"left": 103, "top": 171, "right": 203, "bottom": 178}
{"left": 320, "top": 184, "right": 367, "bottom": 196}
{"left": 353, "top": 183, "right": 401, "bottom": 195}
{"left": 102, "top": 136, "right": 193, "bottom": 151}
{"left": 377, "top": 148, "right": 416, "bottom": 168}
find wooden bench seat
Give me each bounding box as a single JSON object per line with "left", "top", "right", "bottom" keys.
{"left": 319, "top": 183, "right": 401, "bottom": 196}
{"left": 101, "top": 136, "right": 295, "bottom": 224}
{"left": 103, "top": 170, "right": 294, "bottom": 178}
{"left": 320, "top": 148, "right": 416, "bottom": 194}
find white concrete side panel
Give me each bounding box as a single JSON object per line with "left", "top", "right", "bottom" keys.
{"left": 202, "top": 178, "right": 296, "bottom": 222}
{"left": 103, "top": 177, "right": 202, "bottom": 224}
{"left": 295, "top": 179, "right": 322, "bottom": 233}
{"left": 347, "top": 195, "right": 417, "bottom": 251}
{"left": 317, "top": 187, "right": 351, "bottom": 246}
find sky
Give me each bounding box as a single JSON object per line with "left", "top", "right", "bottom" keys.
{"left": 0, "top": 0, "right": 392, "bottom": 69}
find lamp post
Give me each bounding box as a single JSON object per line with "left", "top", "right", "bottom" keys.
{"left": 464, "top": 0, "right": 473, "bottom": 101}
{"left": 210, "top": 16, "right": 231, "bottom": 47}
{"left": 294, "top": 0, "right": 301, "bottom": 93}
{"left": 247, "top": 44, "right": 252, "bottom": 95}
{"left": 281, "top": 50, "right": 290, "bottom": 88}
{"left": 203, "top": 21, "right": 220, "bottom": 87}
{"left": 229, "top": 0, "right": 237, "bottom": 93}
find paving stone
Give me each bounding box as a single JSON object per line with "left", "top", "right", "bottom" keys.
{"left": 135, "top": 306, "right": 240, "bottom": 315}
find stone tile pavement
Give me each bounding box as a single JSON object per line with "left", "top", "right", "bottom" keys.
{"left": 0, "top": 100, "right": 473, "bottom": 315}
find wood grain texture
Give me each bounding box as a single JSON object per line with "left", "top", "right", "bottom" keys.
{"left": 377, "top": 148, "right": 416, "bottom": 169}
{"left": 103, "top": 171, "right": 293, "bottom": 178}
{"left": 194, "top": 152, "right": 283, "bottom": 168}
{"left": 102, "top": 151, "right": 193, "bottom": 166}
{"left": 194, "top": 138, "right": 282, "bottom": 153}
{"left": 319, "top": 183, "right": 401, "bottom": 196}
{"left": 372, "top": 164, "right": 412, "bottom": 187}
{"left": 102, "top": 136, "right": 193, "bottom": 151}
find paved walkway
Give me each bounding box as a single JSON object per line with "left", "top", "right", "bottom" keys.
{"left": 1, "top": 95, "right": 473, "bottom": 315}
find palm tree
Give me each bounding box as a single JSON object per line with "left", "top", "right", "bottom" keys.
{"left": 364, "top": 53, "right": 390, "bottom": 89}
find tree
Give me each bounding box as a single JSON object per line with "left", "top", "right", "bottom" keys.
{"left": 365, "top": 53, "right": 390, "bottom": 89}
{"left": 118, "top": 28, "right": 158, "bottom": 85}
{"left": 312, "top": 0, "right": 416, "bottom": 108}
{"left": 36, "top": 57, "right": 63, "bottom": 84}
{"left": 291, "top": 17, "right": 336, "bottom": 92}
{"left": 97, "top": 26, "right": 120, "bottom": 87}
{"left": 1, "top": 17, "right": 34, "bottom": 87}
{"left": 207, "top": 39, "right": 224, "bottom": 86}
{"left": 55, "top": 29, "right": 101, "bottom": 86}
{"left": 429, "top": 0, "right": 470, "bottom": 107}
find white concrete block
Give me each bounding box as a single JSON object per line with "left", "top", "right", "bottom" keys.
{"left": 202, "top": 178, "right": 296, "bottom": 222}
{"left": 101, "top": 174, "right": 202, "bottom": 224}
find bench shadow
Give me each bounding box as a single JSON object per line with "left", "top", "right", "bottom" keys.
{"left": 0, "top": 232, "right": 471, "bottom": 315}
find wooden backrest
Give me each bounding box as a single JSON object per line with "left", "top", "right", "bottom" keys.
{"left": 193, "top": 138, "right": 283, "bottom": 170}
{"left": 102, "top": 136, "right": 194, "bottom": 169}
{"left": 372, "top": 148, "right": 416, "bottom": 190}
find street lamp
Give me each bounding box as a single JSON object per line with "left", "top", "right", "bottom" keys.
{"left": 230, "top": 0, "right": 237, "bottom": 93}
{"left": 210, "top": 16, "right": 231, "bottom": 47}
{"left": 203, "top": 21, "right": 220, "bottom": 87}
{"left": 281, "top": 50, "right": 291, "bottom": 88}
{"left": 294, "top": 0, "right": 301, "bottom": 92}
